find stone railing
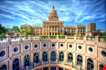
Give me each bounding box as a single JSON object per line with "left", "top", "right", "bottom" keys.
{"left": 0, "top": 35, "right": 106, "bottom": 43}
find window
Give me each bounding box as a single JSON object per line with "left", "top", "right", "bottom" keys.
{"left": 52, "top": 43, "right": 55, "bottom": 47}
{"left": 77, "top": 55, "right": 83, "bottom": 65}
{"left": 42, "top": 52, "right": 48, "bottom": 62}
{"left": 13, "top": 58, "right": 20, "bottom": 70}
{"left": 25, "top": 45, "right": 29, "bottom": 49}
{"left": 99, "top": 64, "right": 103, "bottom": 70}
{"left": 24, "top": 55, "right": 30, "bottom": 66}
{"left": 51, "top": 67, "right": 56, "bottom": 70}
{"left": 78, "top": 46, "right": 82, "bottom": 49}
{"left": 33, "top": 52, "right": 39, "bottom": 63}
{"left": 0, "top": 65, "right": 7, "bottom": 70}
{"left": 43, "top": 44, "right": 46, "bottom": 47}
{"left": 0, "top": 51, "right": 5, "bottom": 57}
{"left": 59, "top": 67, "right": 63, "bottom": 70}
{"left": 87, "top": 58, "right": 94, "bottom": 70}
{"left": 34, "top": 44, "right": 38, "bottom": 48}
{"left": 50, "top": 51, "right": 56, "bottom": 62}
{"left": 89, "top": 48, "right": 93, "bottom": 52}
{"left": 67, "top": 53, "right": 73, "bottom": 63}
{"left": 43, "top": 67, "right": 48, "bottom": 70}
{"left": 69, "top": 44, "right": 72, "bottom": 48}
{"left": 59, "top": 52, "right": 64, "bottom": 62}
{"left": 14, "top": 47, "right": 18, "bottom": 52}
{"left": 101, "top": 50, "right": 106, "bottom": 57}
{"left": 60, "top": 44, "right": 63, "bottom": 47}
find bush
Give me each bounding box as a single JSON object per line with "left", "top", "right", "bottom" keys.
{"left": 58, "top": 35, "right": 65, "bottom": 38}
{"left": 49, "top": 35, "right": 56, "bottom": 38}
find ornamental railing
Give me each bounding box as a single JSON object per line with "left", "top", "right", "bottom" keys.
{"left": 0, "top": 35, "right": 106, "bottom": 43}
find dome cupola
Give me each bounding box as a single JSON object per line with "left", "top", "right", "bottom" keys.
{"left": 48, "top": 6, "right": 59, "bottom": 21}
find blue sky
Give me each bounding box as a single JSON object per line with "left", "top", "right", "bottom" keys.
{"left": 0, "top": 0, "right": 106, "bottom": 31}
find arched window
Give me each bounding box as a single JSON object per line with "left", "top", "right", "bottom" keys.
{"left": 59, "top": 52, "right": 64, "bottom": 62}
{"left": 33, "top": 52, "right": 40, "bottom": 63}
{"left": 43, "top": 67, "right": 48, "bottom": 70}
{"left": 13, "top": 58, "right": 20, "bottom": 70}
{"left": 0, "top": 65, "right": 7, "bottom": 70}
{"left": 42, "top": 52, "right": 48, "bottom": 62}
{"left": 59, "top": 67, "right": 64, "bottom": 70}
{"left": 99, "top": 64, "right": 103, "bottom": 70}
{"left": 51, "top": 67, "right": 56, "bottom": 70}
{"left": 77, "top": 55, "right": 83, "bottom": 65}
{"left": 67, "top": 52, "right": 73, "bottom": 63}
{"left": 50, "top": 51, "right": 56, "bottom": 62}
{"left": 24, "top": 55, "right": 30, "bottom": 66}
{"left": 87, "top": 58, "right": 94, "bottom": 70}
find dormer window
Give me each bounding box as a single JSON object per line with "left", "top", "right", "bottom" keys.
{"left": 89, "top": 47, "right": 93, "bottom": 52}
{"left": 34, "top": 44, "right": 38, "bottom": 48}
{"left": 69, "top": 44, "right": 72, "bottom": 48}
{"left": 43, "top": 44, "right": 46, "bottom": 47}
{"left": 14, "top": 47, "right": 18, "bottom": 52}
{"left": 60, "top": 44, "right": 63, "bottom": 47}
{"left": 0, "top": 51, "right": 5, "bottom": 57}
{"left": 25, "top": 45, "right": 29, "bottom": 49}
{"left": 52, "top": 43, "right": 55, "bottom": 47}
{"left": 101, "top": 50, "right": 106, "bottom": 57}
{"left": 78, "top": 46, "right": 82, "bottom": 49}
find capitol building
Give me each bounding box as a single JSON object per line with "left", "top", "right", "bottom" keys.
{"left": 0, "top": 7, "right": 106, "bottom": 70}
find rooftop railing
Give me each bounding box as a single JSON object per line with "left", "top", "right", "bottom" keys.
{"left": 0, "top": 35, "right": 106, "bottom": 43}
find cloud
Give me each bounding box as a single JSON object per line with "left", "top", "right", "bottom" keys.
{"left": 0, "top": 13, "right": 15, "bottom": 20}
{"left": 0, "top": 0, "right": 105, "bottom": 31}
{"left": 79, "top": 16, "right": 95, "bottom": 22}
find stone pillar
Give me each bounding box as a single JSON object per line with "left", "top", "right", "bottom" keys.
{"left": 6, "top": 35, "right": 11, "bottom": 44}
{"left": 84, "top": 36, "right": 87, "bottom": 41}
{"left": 64, "top": 51, "right": 67, "bottom": 64}
{"left": 95, "top": 36, "right": 99, "bottom": 42}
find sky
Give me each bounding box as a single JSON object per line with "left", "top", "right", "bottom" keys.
{"left": 0, "top": 0, "right": 106, "bottom": 31}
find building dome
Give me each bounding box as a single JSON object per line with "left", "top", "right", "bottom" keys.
{"left": 48, "top": 6, "right": 59, "bottom": 21}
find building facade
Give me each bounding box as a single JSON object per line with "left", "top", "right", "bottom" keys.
{"left": 0, "top": 36, "right": 106, "bottom": 70}
{"left": 34, "top": 6, "right": 96, "bottom": 37}
{"left": 42, "top": 6, "right": 64, "bottom": 36}
{"left": 0, "top": 6, "right": 106, "bottom": 70}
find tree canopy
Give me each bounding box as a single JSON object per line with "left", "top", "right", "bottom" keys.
{"left": 20, "top": 24, "right": 33, "bottom": 36}
{"left": 0, "top": 24, "right": 7, "bottom": 38}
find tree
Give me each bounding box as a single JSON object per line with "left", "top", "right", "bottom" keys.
{"left": 0, "top": 24, "right": 7, "bottom": 38}
{"left": 11, "top": 26, "right": 20, "bottom": 33}
{"left": 20, "top": 24, "right": 33, "bottom": 36}
{"left": 0, "top": 24, "right": 7, "bottom": 34}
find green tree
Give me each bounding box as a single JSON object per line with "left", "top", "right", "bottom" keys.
{"left": 0, "top": 24, "right": 7, "bottom": 34}
{"left": 0, "top": 24, "right": 7, "bottom": 38}
{"left": 20, "top": 24, "right": 33, "bottom": 36}
{"left": 11, "top": 26, "right": 20, "bottom": 33}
